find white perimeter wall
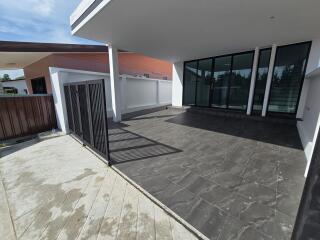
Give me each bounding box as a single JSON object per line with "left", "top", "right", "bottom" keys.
{"left": 297, "top": 39, "right": 320, "bottom": 176}
{"left": 2, "top": 80, "right": 28, "bottom": 94}
{"left": 49, "top": 67, "right": 172, "bottom": 133}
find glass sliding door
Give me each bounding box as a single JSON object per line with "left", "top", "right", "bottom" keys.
{"left": 182, "top": 41, "right": 310, "bottom": 117}
{"left": 183, "top": 61, "right": 198, "bottom": 105}
{"left": 268, "top": 42, "right": 311, "bottom": 114}
{"left": 229, "top": 52, "right": 254, "bottom": 110}
{"left": 211, "top": 56, "right": 232, "bottom": 108}
{"left": 196, "top": 58, "right": 213, "bottom": 106}
{"left": 252, "top": 48, "right": 271, "bottom": 113}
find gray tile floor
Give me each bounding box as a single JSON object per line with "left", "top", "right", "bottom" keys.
{"left": 109, "top": 109, "right": 307, "bottom": 240}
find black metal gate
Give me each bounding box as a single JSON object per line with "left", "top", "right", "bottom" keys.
{"left": 64, "top": 80, "right": 110, "bottom": 163}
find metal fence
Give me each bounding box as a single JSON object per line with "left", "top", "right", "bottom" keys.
{"left": 0, "top": 95, "right": 57, "bottom": 141}
{"left": 64, "top": 80, "right": 110, "bottom": 162}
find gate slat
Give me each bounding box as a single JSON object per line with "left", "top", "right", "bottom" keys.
{"left": 64, "top": 86, "right": 74, "bottom": 132}
{"left": 64, "top": 80, "right": 110, "bottom": 162}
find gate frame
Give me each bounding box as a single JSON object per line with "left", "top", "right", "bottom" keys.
{"left": 64, "top": 79, "right": 111, "bottom": 165}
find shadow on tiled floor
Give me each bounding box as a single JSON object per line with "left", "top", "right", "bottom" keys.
{"left": 166, "top": 111, "right": 302, "bottom": 149}
{"left": 109, "top": 127, "right": 181, "bottom": 164}
{"left": 109, "top": 109, "right": 306, "bottom": 240}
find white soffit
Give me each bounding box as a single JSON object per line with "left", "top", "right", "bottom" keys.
{"left": 0, "top": 52, "right": 52, "bottom": 69}
{"left": 72, "top": 0, "right": 320, "bottom": 62}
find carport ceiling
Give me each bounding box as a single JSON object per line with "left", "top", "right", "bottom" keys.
{"left": 0, "top": 41, "right": 108, "bottom": 69}
{"left": 71, "top": 0, "right": 320, "bottom": 62}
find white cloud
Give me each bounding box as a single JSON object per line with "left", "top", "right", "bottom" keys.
{"left": 0, "top": 0, "right": 98, "bottom": 44}
{"left": 48, "top": 28, "right": 79, "bottom": 44}
{"left": 34, "top": 0, "right": 55, "bottom": 16}
{"left": 0, "top": 0, "right": 55, "bottom": 17}
{"left": 0, "top": 26, "right": 16, "bottom": 34}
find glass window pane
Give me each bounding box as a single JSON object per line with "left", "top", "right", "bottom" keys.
{"left": 252, "top": 49, "right": 271, "bottom": 112}
{"left": 196, "top": 59, "right": 212, "bottom": 106}
{"left": 229, "top": 52, "right": 254, "bottom": 110}
{"left": 211, "top": 56, "right": 232, "bottom": 108}
{"left": 183, "top": 61, "right": 198, "bottom": 105}
{"left": 268, "top": 43, "right": 310, "bottom": 114}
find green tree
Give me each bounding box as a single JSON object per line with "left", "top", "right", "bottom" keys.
{"left": 2, "top": 74, "right": 11, "bottom": 81}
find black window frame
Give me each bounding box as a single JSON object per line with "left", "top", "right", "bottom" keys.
{"left": 183, "top": 50, "right": 255, "bottom": 112}
{"left": 31, "top": 76, "right": 47, "bottom": 94}
{"left": 196, "top": 57, "right": 213, "bottom": 107}
{"left": 182, "top": 41, "right": 312, "bottom": 118}
{"left": 182, "top": 60, "right": 199, "bottom": 106}
{"left": 228, "top": 51, "right": 255, "bottom": 111}
{"left": 211, "top": 54, "right": 232, "bottom": 109}
{"left": 266, "top": 41, "right": 312, "bottom": 117}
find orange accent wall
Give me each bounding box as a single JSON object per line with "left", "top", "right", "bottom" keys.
{"left": 24, "top": 53, "right": 172, "bottom": 94}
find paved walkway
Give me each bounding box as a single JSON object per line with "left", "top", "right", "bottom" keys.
{"left": 0, "top": 135, "right": 197, "bottom": 240}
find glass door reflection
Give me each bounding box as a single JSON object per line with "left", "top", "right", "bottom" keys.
{"left": 196, "top": 58, "right": 213, "bottom": 107}
{"left": 211, "top": 56, "right": 232, "bottom": 108}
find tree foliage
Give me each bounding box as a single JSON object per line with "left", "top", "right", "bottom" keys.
{"left": 0, "top": 74, "right": 11, "bottom": 82}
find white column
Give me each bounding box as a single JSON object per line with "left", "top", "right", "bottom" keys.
{"left": 120, "top": 75, "right": 127, "bottom": 112}
{"left": 49, "top": 68, "right": 69, "bottom": 133}
{"left": 247, "top": 47, "right": 260, "bottom": 115}
{"left": 108, "top": 44, "right": 122, "bottom": 122}
{"left": 262, "top": 44, "right": 277, "bottom": 117}
{"left": 156, "top": 80, "right": 160, "bottom": 104}
{"left": 172, "top": 62, "right": 184, "bottom": 107}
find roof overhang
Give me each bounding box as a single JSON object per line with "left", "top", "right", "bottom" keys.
{"left": 0, "top": 41, "right": 108, "bottom": 69}
{"left": 71, "top": 0, "right": 320, "bottom": 63}
{"left": 0, "top": 52, "right": 53, "bottom": 69}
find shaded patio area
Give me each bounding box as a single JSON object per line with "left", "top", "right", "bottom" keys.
{"left": 110, "top": 108, "right": 307, "bottom": 240}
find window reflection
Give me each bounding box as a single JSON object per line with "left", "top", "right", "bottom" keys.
{"left": 196, "top": 59, "right": 212, "bottom": 106}
{"left": 229, "top": 53, "right": 254, "bottom": 110}
{"left": 252, "top": 49, "right": 271, "bottom": 112}
{"left": 268, "top": 43, "right": 310, "bottom": 114}
{"left": 212, "top": 56, "right": 232, "bottom": 108}
{"left": 182, "top": 42, "right": 310, "bottom": 116}
{"left": 183, "top": 61, "right": 197, "bottom": 105}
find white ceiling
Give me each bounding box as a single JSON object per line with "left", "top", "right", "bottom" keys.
{"left": 72, "top": 0, "right": 320, "bottom": 62}
{"left": 0, "top": 52, "right": 52, "bottom": 69}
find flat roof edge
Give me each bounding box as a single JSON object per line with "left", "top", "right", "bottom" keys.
{"left": 70, "top": 0, "right": 112, "bottom": 33}
{"left": 0, "top": 41, "right": 108, "bottom": 53}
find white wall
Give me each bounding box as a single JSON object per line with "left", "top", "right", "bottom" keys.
{"left": 297, "top": 39, "right": 320, "bottom": 176}
{"left": 298, "top": 73, "right": 320, "bottom": 177}
{"left": 49, "top": 67, "right": 172, "bottom": 133}
{"left": 2, "top": 80, "right": 28, "bottom": 94}
{"left": 123, "top": 76, "right": 171, "bottom": 113}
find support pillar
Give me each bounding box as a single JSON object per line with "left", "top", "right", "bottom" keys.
{"left": 108, "top": 44, "right": 122, "bottom": 122}
{"left": 172, "top": 62, "right": 184, "bottom": 107}
{"left": 262, "top": 44, "right": 277, "bottom": 117}
{"left": 247, "top": 47, "right": 260, "bottom": 115}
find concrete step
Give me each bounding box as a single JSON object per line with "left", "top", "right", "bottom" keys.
{"left": 184, "top": 106, "right": 298, "bottom": 126}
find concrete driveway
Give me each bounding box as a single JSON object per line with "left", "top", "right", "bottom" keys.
{"left": 0, "top": 135, "right": 198, "bottom": 240}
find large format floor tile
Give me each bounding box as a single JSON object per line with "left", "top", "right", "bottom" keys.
{"left": 111, "top": 108, "right": 306, "bottom": 240}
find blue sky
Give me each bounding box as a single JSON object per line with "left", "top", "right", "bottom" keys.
{"left": 0, "top": 0, "right": 99, "bottom": 44}
{"left": 0, "top": 0, "right": 101, "bottom": 79}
